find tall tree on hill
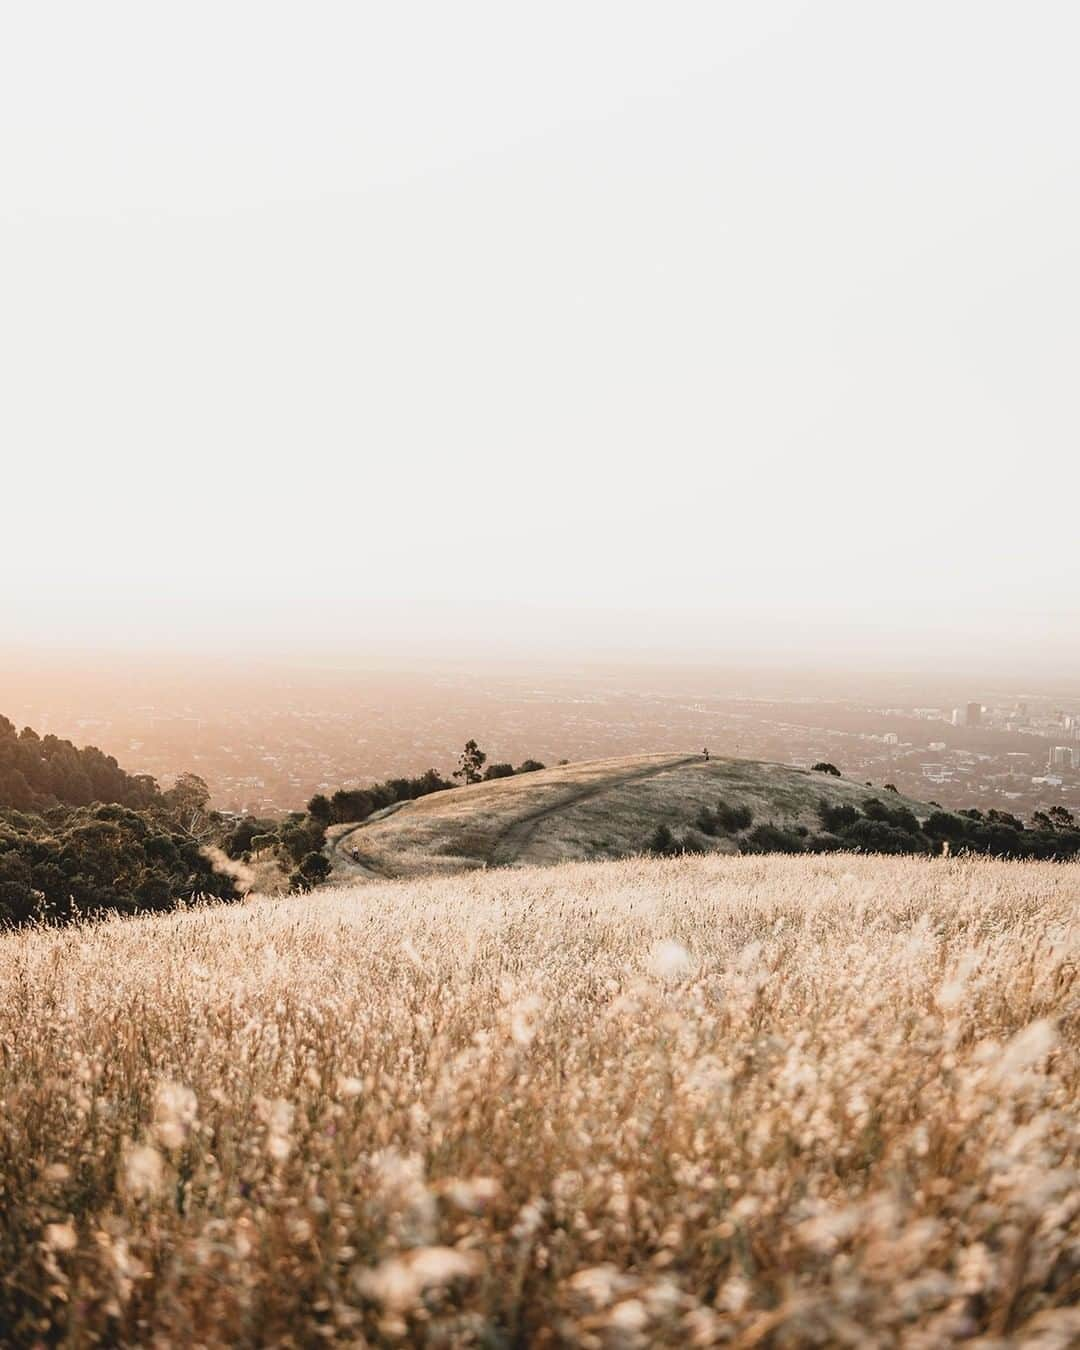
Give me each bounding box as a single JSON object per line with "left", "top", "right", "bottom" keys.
{"left": 454, "top": 739, "right": 487, "bottom": 786}
{"left": 163, "top": 772, "right": 213, "bottom": 840}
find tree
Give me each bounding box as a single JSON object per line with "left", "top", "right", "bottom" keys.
{"left": 742, "top": 823, "right": 805, "bottom": 854}
{"left": 250, "top": 833, "right": 278, "bottom": 858}
{"left": 1049, "top": 806, "right": 1075, "bottom": 828}
{"left": 281, "top": 824, "right": 316, "bottom": 864}
{"left": 307, "top": 793, "right": 332, "bottom": 824}
{"left": 164, "top": 773, "right": 213, "bottom": 840}
{"left": 812, "top": 762, "right": 841, "bottom": 776}
{"left": 647, "top": 823, "right": 678, "bottom": 856}
{"left": 483, "top": 763, "right": 515, "bottom": 781}
{"left": 453, "top": 740, "right": 487, "bottom": 786}
{"left": 517, "top": 760, "right": 546, "bottom": 773}
{"left": 290, "top": 852, "right": 331, "bottom": 891}
{"left": 818, "top": 799, "right": 860, "bottom": 833}
{"left": 839, "top": 819, "right": 929, "bottom": 856}
{"left": 330, "top": 788, "right": 374, "bottom": 824}
{"left": 0, "top": 769, "right": 32, "bottom": 810}
{"left": 715, "top": 801, "right": 753, "bottom": 831}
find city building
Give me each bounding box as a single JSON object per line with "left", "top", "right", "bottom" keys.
{"left": 966, "top": 702, "right": 982, "bottom": 727}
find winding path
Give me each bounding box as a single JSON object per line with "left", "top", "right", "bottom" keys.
{"left": 488, "top": 754, "right": 702, "bottom": 865}
{"left": 327, "top": 800, "right": 409, "bottom": 881}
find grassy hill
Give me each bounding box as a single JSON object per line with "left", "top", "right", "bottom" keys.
{"left": 327, "top": 752, "right": 934, "bottom": 880}
{"left": 3, "top": 852, "right": 1076, "bottom": 1345}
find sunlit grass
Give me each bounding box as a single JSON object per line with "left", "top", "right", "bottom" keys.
{"left": 1, "top": 854, "right": 1078, "bottom": 1345}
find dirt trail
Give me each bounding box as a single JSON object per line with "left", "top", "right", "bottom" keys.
{"left": 328, "top": 801, "right": 409, "bottom": 881}
{"left": 489, "top": 755, "right": 702, "bottom": 866}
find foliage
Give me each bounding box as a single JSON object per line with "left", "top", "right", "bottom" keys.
{"left": 811, "top": 761, "right": 841, "bottom": 776}
{"left": 0, "top": 714, "right": 160, "bottom": 812}
{"left": 694, "top": 800, "right": 754, "bottom": 836}
{"left": 818, "top": 798, "right": 861, "bottom": 833}
{"left": 289, "top": 851, "right": 332, "bottom": 892}
{"left": 741, "top": 822, "right": 806, "bottom": 853}
{"left": 306, "top": 793, "right": 332, "bottom": 824}
{"left": 453, "top": 739, "right": 488, "bottom": 786}
{"left": 716, "top": 800, "right": 753, "bottom": 831}
{"left": 0, "top": 802, "right": 236, "bottom": 927}
{"left": 646, "top": 823, "right": 678, "bottom": 856}
{"left": 837, "top": 818, "right": 929, "bottom": 855}
{"left": 325, "top": 768, "right": 454, "bottom": 826}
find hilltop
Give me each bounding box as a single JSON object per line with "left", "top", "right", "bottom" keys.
{"left": 327, "top": 752, "right": 935, "bottom": 880}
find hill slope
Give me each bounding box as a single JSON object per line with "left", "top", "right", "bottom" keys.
{"left": 3, "top": 853, "right": 1076, "bottom": 1344}
{"left": 327, "top": 752, "right": 934, "bottom": 879}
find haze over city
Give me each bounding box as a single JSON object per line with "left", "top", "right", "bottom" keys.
{"left": 4, "top": 1, "right": 1079, "bottom": 672}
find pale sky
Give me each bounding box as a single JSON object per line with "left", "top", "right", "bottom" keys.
{"left": 2, "top": 2, "right": 1078, "bottom": 670}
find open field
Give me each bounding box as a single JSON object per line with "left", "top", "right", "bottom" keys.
{"left": 2, "top": 854, "right": 1078, "bottom": 1346}
{"left": 329, "top": 754, "right": 933, "bottom": 880}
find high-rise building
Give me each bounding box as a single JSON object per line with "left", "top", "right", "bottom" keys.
{"left": 965, "top": 702, "right": 982, "bottom": 727}
{"left": 1049, "top": 746, "right": 1076, "bottom": 771}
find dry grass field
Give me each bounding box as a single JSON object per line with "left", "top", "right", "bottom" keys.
{"left": 1, "top": 853, "right": 1078, "bottom": 1346}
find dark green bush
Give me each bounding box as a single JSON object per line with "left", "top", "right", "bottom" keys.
{"left": 715, "top": 801, "right": 753, "bottom": 831}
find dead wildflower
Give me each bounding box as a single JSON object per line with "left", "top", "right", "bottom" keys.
{"left": 121, "top": 1141, "right": 164, "bottom": 1201}
{"left": 260, "top": 1097, "right": 294, "bottom": 1162}
{"left": 646, "top": 938, "right": 694, "bottom": 982}
{"left": 43, "top": 1222, "right": 77, "bottom": 1253}
{"left": 356, "top": 1245, "right": 482, "bottom": 1310}
{"left": 152, "top": 1079, "right": 198, "bottom": 1149}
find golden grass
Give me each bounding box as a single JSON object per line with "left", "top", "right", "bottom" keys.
{"left": 1, "top": 854, "right": 1078, "bottom": 1346}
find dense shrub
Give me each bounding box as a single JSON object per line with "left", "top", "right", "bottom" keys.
{"left": 646, "top": 823, "right": 678, "bottom": 856}
{"left": 0, "top": 803, "right": 236, "bottom": 927}
{"left": 741, "top": 823, "right": 805, "bottom": 854}
{"left": 289, "top": 852, "right": 332, "bottom": 891}
{"left": 818, "top": 799, "right": 861, "bottom": 833}
{"left": 862, "top": 798, "right": 922, "bottom": 835}
{"left": 717, "top": 801, "right": 754, "bottom": 831}
{"left": 839, "top": 818, "right": 930, "bottom": 855}
{"left": 328, "top": 769, "right": 453, "bottom": 825}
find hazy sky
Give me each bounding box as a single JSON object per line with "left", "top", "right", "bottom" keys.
{"left": 3, "top": 2, "right": 1078, "bottom": 669}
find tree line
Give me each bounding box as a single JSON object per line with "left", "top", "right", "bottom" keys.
{"left": 0, "top": 725, "right": 546, "bottom": 925}
{"left": 0, "top": 714, "right": 161, "bottom": 812}
{"left": 647, "top": 792, "right": 1080, "bottom": 860}
{"left": 307, "top": 742, "right": 546, "bottom": 827}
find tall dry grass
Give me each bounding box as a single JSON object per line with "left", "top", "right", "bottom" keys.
{"left": 1, "top": 854, "right": 1078, "bottom": 1347}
